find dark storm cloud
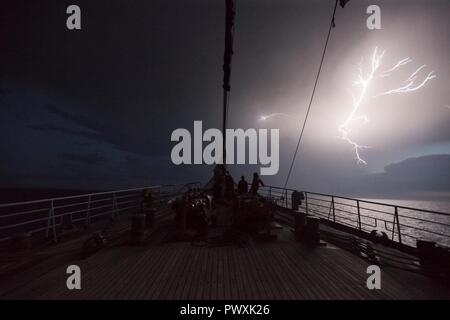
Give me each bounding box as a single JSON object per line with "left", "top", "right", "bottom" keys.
{"left": 43, "top": 103, "right": 93, "bottom": 129}
{"left": 61, "top": 152, "right": 105, "bottom": 165}
{"left": 384, "top": 155, "right": 450, "bottom": 179}
{"left": 28, "top": 123, "right": 103, "bottom": 142}
{"left": 29, "top": 103, "right": 169, "bottom": 157}
{"left": 1, "top": 0, "right": 224, "bottom": 158}
{"left": 354, "top": 154, "right": 450, "bottom": 198}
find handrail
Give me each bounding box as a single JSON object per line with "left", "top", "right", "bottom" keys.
{"left": 0, "top": 185, "right": 167, "bottom": 208}
{"left": 263, "top": 186, "right": 450, "bottom": 217}
{"left": 0, "top": 183, "right": 191, "bottom": 244}
{"left": 259, "top": 185, "right": 450, "bottom": 248}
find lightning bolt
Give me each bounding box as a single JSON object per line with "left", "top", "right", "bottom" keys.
{"left": 377, "top": 67, "right": 436, "bottom": 96}
{"left": 259, "top": 113, "right": 290, "bottom": 121}
{"left": 339, "top": 47, "right": 436, "bottom": 164}
{"left": 380, "top": 57, "right": 412, "bottom": 76}
{"left": 338, "top": 47, "right": 385, "bottom": 164}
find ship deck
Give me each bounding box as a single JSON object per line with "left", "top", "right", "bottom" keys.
{"left": 1, "top": 206, "right": 450, "bottom": 300}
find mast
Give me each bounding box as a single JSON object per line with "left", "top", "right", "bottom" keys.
{"left": 222, "top": 0, "right": 236, "bottom": 167}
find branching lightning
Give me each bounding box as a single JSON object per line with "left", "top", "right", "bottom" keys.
{"left": 377, "top": 67, "right": 436, "bottom": 96}
{"left": 380, "top": 57, "right": 412, "bottom": 76}
{"left": 338, "top": 47, "right": 384, "bottom": 164}
{"left": 339, "top": 47, "right": 436, "bottom": 164}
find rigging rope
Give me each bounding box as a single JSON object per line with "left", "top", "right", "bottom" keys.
{"left": 283, "top": 0, "right": 339, "bottom": 189}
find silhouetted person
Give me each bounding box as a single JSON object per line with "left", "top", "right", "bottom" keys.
{"left": 250, "top": 172, "right": 264, "bottom": 195}
{"left": 224, "top": 171, "right": 235, "bottom": 198}
{"left": 237, "top": 176, "right": 248, "bottom": 195}
{"left": 291, "top": 190, "right": 304, "bottom": 210}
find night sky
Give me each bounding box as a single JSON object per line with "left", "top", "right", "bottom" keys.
{"left": 1, "top": 0, "right": 449, "bottom": 199}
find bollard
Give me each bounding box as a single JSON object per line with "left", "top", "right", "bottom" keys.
{"left": 131, "top": 214, "right": 146, "bottom": 244}
{"left": 417, "top": 240, "right": 450, "bottom": 278}
{"left": 417, "top": 240, "right": 436, "bottom": 271}
{"left": 10, "top": 232, "right": 32, "bottom": 253}
{"left": 305, "top": 216, "right": 320, "bottom": 245}
{"left": 294, "top": 212, "right": 307, "bottom": 241}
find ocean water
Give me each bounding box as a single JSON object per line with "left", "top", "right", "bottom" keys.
{"left": 364, "top": 198, "right": 450, "bottom": 214}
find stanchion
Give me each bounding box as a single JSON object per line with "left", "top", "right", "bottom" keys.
{"left": 294, "top": 212, "right": 307, "bottom": 241}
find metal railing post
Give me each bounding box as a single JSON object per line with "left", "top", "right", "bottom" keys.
{"left": 357, "top": 200, "right": 361, "bottom": 230}
{"left": 305, "top": 192, "right": 309, "bottom": 215}
{"left": 328, "top": 200, "right": 332, "bottom": 219}
{"left": 45, "top": 200, "right": 57, "bottom": 242}
{"left": 395, "top": 206, "right": 402, "bottom": 244}
{"left": 332, "top": 196, "right": 336, "bottom": 223}
{"left": 69, "top": 202, "right": 73, "bottom": 225}
{"left": 285, "top": 189, "right": 288, "bottom": 208}
{"left": 112, "top": 192, "right": 119, "bottom": 220}
{"left": 85, "top": 195, "right": 91, "bottom": 226}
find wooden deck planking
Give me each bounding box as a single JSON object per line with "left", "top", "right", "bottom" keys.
{"left": 248, "top": 243, "right": 277, "bottom": 299}
{"left": 257, "top": 246, "right": 299, "bottom": 300}
{"left": 2, "top": 221, "right": 450, "bottom": 300}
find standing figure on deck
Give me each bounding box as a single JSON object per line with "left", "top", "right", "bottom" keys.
{"left": 250, "top": 172, "right": 265, "bottom": 195}
{"left": 237, "top": 176, "right": 248, "bottom": 195}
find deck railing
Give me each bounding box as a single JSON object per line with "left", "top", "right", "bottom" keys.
{"left": 3, "top": 182, "right": 448, "bottom": 249}
{"left": 259, "top": 186, "right": 450, "bottom": 248}
{"left": 0, "top": 184, "right": 184, "bottom": 244}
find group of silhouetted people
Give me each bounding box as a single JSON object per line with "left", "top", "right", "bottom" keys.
{"left": 213, "top": 165, "right": 264, "bottom": 199}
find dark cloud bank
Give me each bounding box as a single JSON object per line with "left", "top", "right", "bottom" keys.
{"left": 354, "top": 155, "right": 450, "bottom": 199}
